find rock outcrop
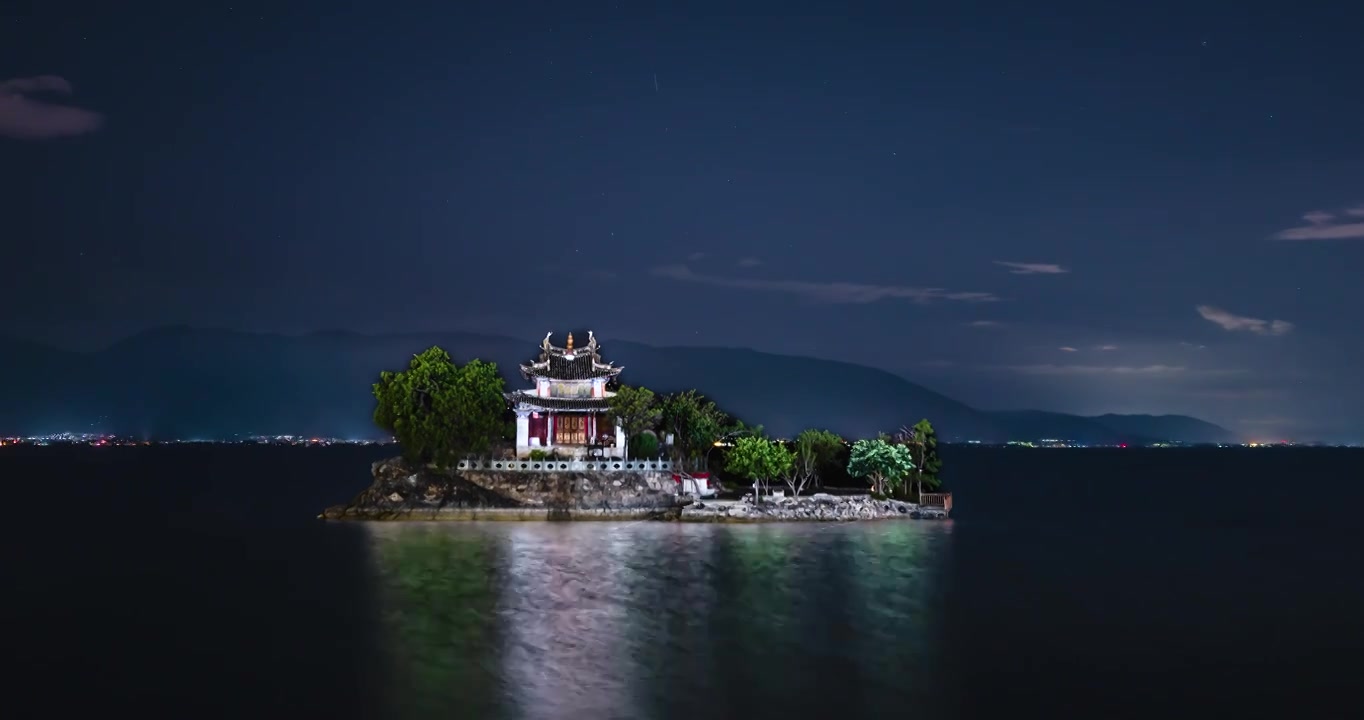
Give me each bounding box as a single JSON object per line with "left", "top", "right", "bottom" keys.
{"left": 679, "top": 493, "right": 949, "bottom": 522}
{"left": 320, "top": 456, "right": 682, "bottom": 521}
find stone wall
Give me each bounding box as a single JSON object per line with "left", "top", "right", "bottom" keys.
{"left": 459, "top": 469, "right": 679, "bottom": 510}
{"left": 319, "top": 456, "right": 682, "bottom": 521}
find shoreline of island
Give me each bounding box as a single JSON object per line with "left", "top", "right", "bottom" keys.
{"left": 319, "top": 456, "right": 950, "bottom": 523}
{"left": 318, "top": 499, "right": 949, "bottom": 523}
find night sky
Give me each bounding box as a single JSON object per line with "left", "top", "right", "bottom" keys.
{"left": 3, "top": 1, "right": 1361, "bottom": 441}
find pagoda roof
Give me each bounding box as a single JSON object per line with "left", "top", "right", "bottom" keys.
{"left": 520, "top": 330, "right": 624, "bottom": 381}
{"left": 506, "top": 391, "right": 612, "bottom": 412}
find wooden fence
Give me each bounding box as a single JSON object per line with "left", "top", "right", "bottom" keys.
{"left": 919, "top": 492, "right": 953, "bottom": 512}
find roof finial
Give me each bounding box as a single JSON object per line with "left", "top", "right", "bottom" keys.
{"left": 566, "top": 332, "right": 574, "bottom": 350}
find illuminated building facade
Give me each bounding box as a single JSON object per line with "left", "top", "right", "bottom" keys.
{"left": 506, "top": 331, "right": 626, "bottom": 458}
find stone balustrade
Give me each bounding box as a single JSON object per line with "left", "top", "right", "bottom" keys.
{"left": 456, "top": 458, "right": 673, "bottom": 473}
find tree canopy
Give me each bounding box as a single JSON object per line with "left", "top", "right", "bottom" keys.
{"left": 372, "top": 347, "right": 507, "bottom": 467}
{"left": 846, "top": 436, "right": 915, "bottom": 496}
{"left": 607, "top": 384, "right": 662, "bottom": 455}
{"left": 894, "top": 418, "right": 944, "bottom": 498}
{"left": 659, "top": 389, "right": 759, "bottom": 470}
{"left": 784, "top": 428, "right": 844, "bottom": 497}
{"left": 725, "top": 435, "right": 794, "bottom": 499}
{"left": 909, "top": 418, "right": 943, "bottom": 493}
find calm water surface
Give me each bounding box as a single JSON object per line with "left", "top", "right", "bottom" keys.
{"left": 368, "top": 521, "right": 952, "bottom": 719}
{"left": 3, "top": 446, "right": 1362, "bottom": 719}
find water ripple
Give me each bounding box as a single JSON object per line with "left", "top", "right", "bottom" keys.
{"left": 365, "top": 522, "right": 954, "bottom": 719}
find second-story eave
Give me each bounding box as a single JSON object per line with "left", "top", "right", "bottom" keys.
{"left": 519, "top": 361, "right": 624, "bottom": 381}
{"left": 505, "top": 390, "right": 614, "bottom": 412}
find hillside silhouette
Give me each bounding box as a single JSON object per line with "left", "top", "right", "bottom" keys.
{"left": 0, "top": 328, "right": 1236, "bottom": 444}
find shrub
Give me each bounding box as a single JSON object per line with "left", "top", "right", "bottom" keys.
{"left": 630, "top": 433, "right": 660, "bottom": 457}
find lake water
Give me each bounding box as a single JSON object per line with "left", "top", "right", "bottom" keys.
{"left": 3, "top": 445, "right": 1361, "bottom": 719}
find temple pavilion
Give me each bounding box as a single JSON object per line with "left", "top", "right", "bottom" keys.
{"left": 506, "top": 331, "right": 626, "bottom": 458}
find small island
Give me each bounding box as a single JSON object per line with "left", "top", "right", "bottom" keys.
{"left": 321, "top": 331, "right": 952, "bottom": 523}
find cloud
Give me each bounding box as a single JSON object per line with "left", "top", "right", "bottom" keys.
{"left": 1274, "top": 206, "right": 1364, "bottom": 240}
{"left": 1003, "top": 364, "right": 1186, "bottom": 376}
{"left": 0, "top": 75, "right": 103, "bottom": 139}
{"left": 736, "top": 257, "right": 762, "bottom": 268}
{"left": 687, "top": 251, "right": 707, "bottom": 261}
{"left": 1097, "top": 344, "right": 1118, "bottom": 351}
{"left": 1196, "top": 305, "right": 1293, "bottom": 336}
{"left": 994, "top": 261, "right": 1068, "bottom": 275}
{"left": 967, "top": 320, "right": 1001, "bottom": 328}
{"left": 1276, "top": 223, "right": 1364, "bottom": 240}
{"left": 1059, "top": 346, "right": 1078, "bottom": 352}
{"left": 651, "top": 264, "right": 999, "bottom": 304}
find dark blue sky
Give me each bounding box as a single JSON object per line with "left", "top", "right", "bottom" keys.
{"left": 3, "top": 0, "right": 1361, "bottom": 441}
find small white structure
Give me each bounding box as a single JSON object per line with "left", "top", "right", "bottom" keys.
{"left": 674, "top": 471, "right": 718, "bottom": 498}
{"left": 506, "top": 331, "right": 627, "bottom": 459}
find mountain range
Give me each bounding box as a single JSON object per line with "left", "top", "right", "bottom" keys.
{"left": 0, "top": 327, "right": 1237, "bottom": 444}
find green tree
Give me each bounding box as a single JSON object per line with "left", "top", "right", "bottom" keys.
{"left": 725, "top": 435, "right": 794, "bottom": 503}
{"left": 660, "top": 390, "right": 722, "bottom": 470}
{"left": 658, "top": 390, "right": 697, "bottom": 458}
{"left": 372, "top": 348, "right": 506, "bottom": 467}
{"left": 784, "top": 428, "right": 844, "bottom": 497}
{"left": 659, "top": 390, "right": 759, "bottom": 471}
{"left": 608, "top": 384, "right": 661, "bottom": 456}
{"left": 846, "top": 436, "right": 915, "bottom": 496}
{"left": 895, "top": 419, "right": 944, "bottom": 499}
{"left": 903, "top": 418, "right": 943, "bottom": 499}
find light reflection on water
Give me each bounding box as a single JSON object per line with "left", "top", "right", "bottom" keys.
{"left": 364, "top": 521, "right": 954, "bottom": 720}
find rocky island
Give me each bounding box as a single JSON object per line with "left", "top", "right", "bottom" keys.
{"left": 322, "top": 331, "right": 952, "bottom": 523}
